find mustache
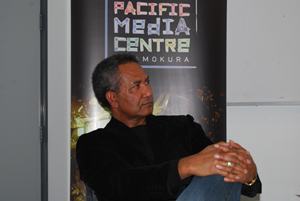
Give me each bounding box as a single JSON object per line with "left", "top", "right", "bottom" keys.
{"left": 142, "top": 97, "right": 153, "bottom": 104}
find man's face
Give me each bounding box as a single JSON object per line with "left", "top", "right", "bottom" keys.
{"left": 113, "top": 62, "right": 153, "bottom": 122}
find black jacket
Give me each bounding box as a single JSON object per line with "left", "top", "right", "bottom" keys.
{"left": 76, "top": 115, "right": 261, "bottom": 200}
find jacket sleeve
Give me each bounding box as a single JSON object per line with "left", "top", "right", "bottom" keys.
{"left": 187, "top": 114, "right": 213, "bottom": 153}
{"left": 76, "top": 131, "right": 177, "bottom": 201}
{"left": 241, "top": 174, "right": 262, "bottom": 197}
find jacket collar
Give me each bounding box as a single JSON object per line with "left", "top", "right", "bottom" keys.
{"left": 105, "top": 114, "right": 166, "bottom": 131}
{"left": 105, "top": 116, "right": 131, "bottom": 131}
{"left": 104, "top": 115, "right": 168, "bottom": 161}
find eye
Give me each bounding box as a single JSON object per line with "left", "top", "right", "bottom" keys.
{"left": 145, "top": 79, "right": 150, "bottom": 85}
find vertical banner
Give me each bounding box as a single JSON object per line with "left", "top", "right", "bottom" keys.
{"left": 71, "top": 0, "right": 226, "bottom": 200}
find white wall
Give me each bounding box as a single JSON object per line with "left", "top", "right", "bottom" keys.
{"left": 227, "top": 0, "right": 300, "bottom": 104}
{"left": 227, "top": 0, "right": 300, "bottom": 200}
{"left": 227, "top": 106, "right": 300, "bottom": 201}
{"left": 48, "top": 0, "right": 71, "bottom": 201}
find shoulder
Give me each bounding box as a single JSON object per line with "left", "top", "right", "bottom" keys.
{"left": 75, "top": 127, "right": 124, "bottom": 160}
{"left": 76, "top": 117, "right": 126, "bottom": 144}
{"left": 76, "top": 127, "right": 115, "bottom": 148}
{"left": 76, "top": 128, "right": 103, "bottom": 145}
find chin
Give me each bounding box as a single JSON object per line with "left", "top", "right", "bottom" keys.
{"left": 143, "top": 108, "right": 153, "bottom": 116}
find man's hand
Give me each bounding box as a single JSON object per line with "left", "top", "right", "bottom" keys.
{"left": 178, "top": 142, "right": 249, "bottom": 180}
{"left": 214, "top": 140, "right": 257, "bottom": 184}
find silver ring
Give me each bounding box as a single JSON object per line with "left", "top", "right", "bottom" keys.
{"left": 227, "top": 162, "right": 232, "bottom": 167}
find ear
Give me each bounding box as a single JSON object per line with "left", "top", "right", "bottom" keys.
{"left": 105, "top": 91, "right": 118, "bottom": 108}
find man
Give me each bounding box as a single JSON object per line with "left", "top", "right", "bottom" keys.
{"left": 76, "top": 53, "right": 261, "bottom": 201}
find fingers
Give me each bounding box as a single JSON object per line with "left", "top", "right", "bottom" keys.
{"left": 214, "top": 167, "right": 245, "bottom": 183}
{"left": 229, "top": 140, "right": 250, "bottom": 155}
{"left": 215, "top": 141, "right": 230, "bottom": 146}
{"left": 214, "top": 161, "right": 248, "bottom": 183}
{"left": 229, "top": 140, "right": 240, "bottom": 148}
{"left": 224, "top": 174, "right": 246, "bottom": 183}
{"left": 226, "top": 151, "right": 251, "bottom": 165}
{"left": 214, "top": 142, "right": 251, "bottom": 165}
{"left": 214, "top": 143, "right": 230, "bottom": 152}
{"left": 214, "top": 140, "right": 250, "bottom": 156}
{"left": 214, "top": 150, "right": 250, "bottom": 167}
{"left": 219, "top": 154, "right": 258, "bottom": 183}
{"left": 215, "top": 161, "right": 247, "bottom": 175}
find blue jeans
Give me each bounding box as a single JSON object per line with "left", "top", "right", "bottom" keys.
{"left": 176, "top": 175, "right": 241, "bottom": 201}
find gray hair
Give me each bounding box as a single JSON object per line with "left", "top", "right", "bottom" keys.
{"left": 92, "top": 53, "right": 139, "bottom": 109}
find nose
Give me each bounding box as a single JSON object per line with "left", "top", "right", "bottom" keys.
{"left": 142, "top": 83, "right": 153, "bottom": 98}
